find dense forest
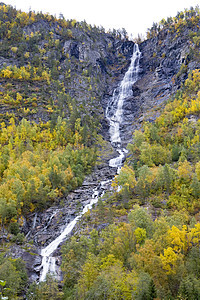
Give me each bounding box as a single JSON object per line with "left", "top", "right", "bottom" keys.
{"left": 0, "top": 2, "right": 200, "bottom": 299}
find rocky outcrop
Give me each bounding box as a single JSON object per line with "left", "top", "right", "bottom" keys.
{"left": 24, "top": 163, "right": 115, "bottom": 248}
{"left": 104, "top": 24, "right": 200, "bottom": 146}
{"left": 7, "top": 245, "right": 42, "bottom": 282}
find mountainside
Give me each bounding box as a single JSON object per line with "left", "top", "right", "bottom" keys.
{"left": 0, "top": 3, "right": 133, "bottom": 224}
{"left": 0, "top": 4, "right": 133, "bottom": 127}
{"left": 0, "top": 3, "right": 200, "bottom": 299}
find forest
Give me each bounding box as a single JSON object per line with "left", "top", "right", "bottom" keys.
{"left": 0, "top": 2, "right": 200, "bottom": 299}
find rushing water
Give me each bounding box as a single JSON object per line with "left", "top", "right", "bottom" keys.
{"left": 106, "top": 43, "right": 141, "bottom": 171}
{"left": 39, "top": 44, "right": 141, "bottom": 282}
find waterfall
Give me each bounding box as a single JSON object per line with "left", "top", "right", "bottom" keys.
{"left": 39, "top": 182, "right": 108, "bottom": 281}
{"left": 39, "top": 43, "right": 141, "bottom": 282}
{"left": 106, "top": 43, "right": 141, "bottom": 171}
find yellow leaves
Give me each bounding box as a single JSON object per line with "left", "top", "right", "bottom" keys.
{"left": 0, "top": 113, "right": 96, "bottom": 221}
{"left": 16, "top": 93, "right": 22, "bottom": 103}
{"left": 132, "top": 239, "right": 158, "bottom": 275}
{"left": 134, "top": 227, "right": 146, "bottom": 244}
{"left": 177, "top": 127, "right": 183, "bottom": 142}
{"left": 71, "top": 19, "right": 77, "bottom": 27}
{"left": 155, "top": 69, "right": 200, "bottom": 128}
{"left": 0, "top": 65, "right": 50, "bottom": 82}
{"left": 1, "top": 68, "right": 12, "bottom": 78}
{"left": 160, "top": 247, "right": 180, "bottom": 275}
{"left": 100, "top": 254, "right": 121, "bottom": 270}
{"left": 24, "top": 52, "right": 29, "bottom": 59}
{"left": 195, "top": 161, "right": 200, "bottom": 181}
{"left": 41, "top": 70, "right": 50, "bottom": 83}
{"left": 29, "top": 203, "right": 35, "bottom": 213}
{"left": 167, "top": 225, "right": 188, "bottom": 253}
{"left": 177, "top": 160, "right": 192, "bottom": 183}
{"left": 0, "top": 122, "right": 5, "bottom": 129}
{"left": 190, "top": 223, "right": 200, "bottom": 245}
{"left": 166, "top": 223, "right": 200, "bottom": 255}
{"left": 11, "top": 47, "right": 18, "bottom": 53}
{"left": 18, "top": 66, "right": 30, "bottom": 80}
{"left": 16, "top": 11, "right": 29, "bottom": 26}
{"left": 64, "top": 165, "right": 73, "bottom": 183}
{"left": 55, "top": 39, "right": 60, "bottom": 47}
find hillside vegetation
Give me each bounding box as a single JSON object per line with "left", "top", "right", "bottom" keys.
{"left": 59, "top": 68, "right": 200, "bottom": 300}
{"left": 0, "top": 3, "right": 200, "bottom": 300}
{"left": 0, "top": 3, "right": 130, "bottom": 228}
{"left": 59, "top": 7, "right": 200, "bottom": 300}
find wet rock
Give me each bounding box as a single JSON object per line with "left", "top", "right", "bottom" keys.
{"left": 132, "top": 85, "right": 141, "bottom": 96}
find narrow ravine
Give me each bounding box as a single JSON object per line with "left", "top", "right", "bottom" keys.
{"left": 39, "top": 43, "right": 141, "bottom": 282}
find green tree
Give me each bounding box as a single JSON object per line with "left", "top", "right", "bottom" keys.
{"left": 136, "top": 272, "right": 157, "bottom": 300}
{"left": 179, "top": 275, "right": 200, "bottom": 300}
{"left": 136, "top": 166, "right": 154, "bottom": 201}
{"left": 128, "top": 205, "right": 154, "bottom": 237}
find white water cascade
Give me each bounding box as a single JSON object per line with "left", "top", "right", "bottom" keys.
{"left": 106, "top": 43, "right": 141, "bottom": 172}
{"left": 39, "top": 180, "right": 110, "bottom": 282}
{"left": 39, "top": 44, "right": 141, "bottom": 282}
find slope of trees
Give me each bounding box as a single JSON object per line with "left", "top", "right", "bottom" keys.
{"left": 146, "top": 5, "right": 200, "bottom": 39}
{"left": 0, "top": 116, "right": 97, "bottom": 230}
{"left": 59, "top": 68, "right": 200, "bottom": 299}
{"left": 0, "top": 3, "right": 200, "bottom": 299}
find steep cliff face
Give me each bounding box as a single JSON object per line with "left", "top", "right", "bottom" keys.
{"left": 0, "top": 10, "right": 134, "bottom": 128}
{"left": 110, "top": 22, "right": 200, "bottom": 145}
{"left": 2, "top": 5, "right": 198, "bottom": 147}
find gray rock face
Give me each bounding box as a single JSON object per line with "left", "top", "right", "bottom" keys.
{"left": 7, "top": 245, "right": 42, "bottom": 282}
{"left": 24, "top": 163, "right": 115, "bottom": 248}
{"left": 101, "top": 24, "right": 200, "bottom": 146}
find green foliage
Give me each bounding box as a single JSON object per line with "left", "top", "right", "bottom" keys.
{"left": 27, "top": 276, "right": 63, "bottom": 300}
{"left": 0, "top": 256, "right": 27, "bottom": 298}
{"left": 147, "top": 5, "right": 200, "bottom": 39}
{"left": 1, "top": 4, "right": 200, "bottom": 300}
{"left": 61, "top": 208, "right": 200, "bottom": 299}
{"left": 118, "top": 69, "right": 200, "bottom": 210}
{"left": 128, "top": 205, "right": 154, "bottom": 237}
{"left": 60, "top": 60, "right": 200, "bottom": 300}
{"left": 136, "top": 272, "right": 157, "bottom": 300}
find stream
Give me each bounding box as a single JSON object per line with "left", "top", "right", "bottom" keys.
{"left": 39, "top": 43, "right": 141, "bottom": 282}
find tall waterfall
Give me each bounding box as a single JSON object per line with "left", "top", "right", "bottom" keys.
{"left": 39, "top": 44, "right": 141, "bottom": 282}
{"left": 106, "top": 43, "right": 141, "bottom": 171}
